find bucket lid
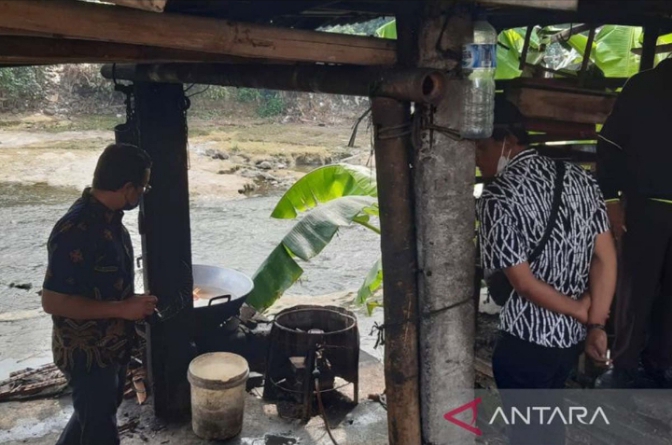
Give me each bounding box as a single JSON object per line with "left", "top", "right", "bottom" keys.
{"left": 188, "top": 352, "right": 249, "bottom": 390}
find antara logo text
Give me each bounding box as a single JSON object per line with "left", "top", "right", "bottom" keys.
{"left": 444, "top": 398, "right": 610, "bottom": 436}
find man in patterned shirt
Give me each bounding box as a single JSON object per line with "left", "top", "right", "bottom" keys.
{"left": 42, "top": 143, "right": 157, "bottom": 445}
{"left": 476, "top": 99, "right": 617, "bottom": 444}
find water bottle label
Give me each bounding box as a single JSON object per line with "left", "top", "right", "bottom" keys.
{"left": 462, "top": 44, "right": 497, "bottom": 70}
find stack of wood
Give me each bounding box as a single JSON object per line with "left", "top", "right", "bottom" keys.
{"left": 123, "top": 367, "right": 148, "bottom": 405}
{"left": 0, "top": 350, "right": 149, "bottom": 404}
{"left": 0, "top": 363, "right": 67, "bottom": 401}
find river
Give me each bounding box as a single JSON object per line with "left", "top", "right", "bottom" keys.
{"left": 0, "top": 183, "right": 381, "bottom": 378}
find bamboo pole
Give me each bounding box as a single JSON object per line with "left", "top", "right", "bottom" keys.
{"left": 372, "top": 96, "right": 422, "bottom": 445}
{"left": 101, "top": 63, "right": 447, "bottom": 105}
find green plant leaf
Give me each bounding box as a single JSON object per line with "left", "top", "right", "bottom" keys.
{"left": 357, "top": 258, "right": 383, "bottom": 306}
{"left": 249, "top": 196, "right": 378, "bottom": 310}
{"left": 497, "top": 29, "right": 525, "bottom": 80}
{"left": 655, "top": 33, "right": 672, "bottom": 66}
{"left": 366, "top": 300, "right": 383, "bottom": 316}
{"left": 271, "top": 164, "right": 377, "bottom": 219}
{"left": 247, "top": 244, "right": 303, "bottom": 312}
{"left": 569, "top": 26, "right": 643, "bottom": 78}
{"left": 376, "top": 20, "right": 397, "bottom": 39}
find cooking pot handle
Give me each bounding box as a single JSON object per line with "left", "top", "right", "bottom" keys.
{"left": 208, "top": 295, "right": 232, "bottom": 306}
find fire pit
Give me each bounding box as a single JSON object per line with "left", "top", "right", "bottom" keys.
{"left": 263, "top": 305, "right": 359, "bottom": 419}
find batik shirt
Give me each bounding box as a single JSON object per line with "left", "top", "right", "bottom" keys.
{"left": 44, "top": 189, "right": 135, "bottom": 371}
{"left": 477, "top": 150, "right": 610, "bottom": 348}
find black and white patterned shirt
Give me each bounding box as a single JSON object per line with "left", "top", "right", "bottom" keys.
{"left": 477, "top": 150, "right": 610, "bottom": 348}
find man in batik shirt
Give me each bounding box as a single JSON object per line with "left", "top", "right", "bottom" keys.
{"left": 42, "top": 143, "right": 157, "bottom": 445}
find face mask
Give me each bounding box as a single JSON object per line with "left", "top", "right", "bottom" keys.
{"left": 496, "top": 139, "right": 511, "bottom": 176}
{"left": 122, "top": 190, "right": 141, "bottom": 211}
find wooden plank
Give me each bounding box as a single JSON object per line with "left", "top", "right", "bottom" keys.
{"left": 632, "top": 43, "right": 672, "bottom": 55}
{"left": 480, "top": 0, "right": 579, "bottom": 10}
{"left": 0, "top": 0, "right": 396, "bottom": 66}
{"left": 107, "top": 0, "right": 166, "bottom": 13}
{"left": 0, "top": 36, "right": 266, "bottom": 64}
{"left": 507, "top": 86, "right": 616, "bottom": 124}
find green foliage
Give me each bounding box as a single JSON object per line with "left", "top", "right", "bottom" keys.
{"left": 235, "top": 87, "right": 261, "bottom": 103}
{"left": 0, "top": 67, "right": 47, "bottom": 109}
{"left": 327, "top": 17, "right": 391, "bottom": 36}
{"left": 568, "top": 25, "right": 643, "bottom": 78}
{"left": 233, "top": 88, "right": 285, "bottom": 117}
{"left": 248, "top": 164, "right": 382, "bottom": 312}
{"left": 357, "top": 258, "right": 383, "bottom": 314}
{"left": 271, "top": 164, "right": 378, "bottom": 219}
{"left": 377, "top": 20, "right": 661, "bottom": 80}
{"left": 203, "top": 86, "right": 229, "bottom": 101}
{"left": 247, "top": 195, "right": 379, "bottom": 311}
{"left": 376, "top": 20, "right": 397, "bottom": 39}
{"left": 257, "top": 91, "right": 285, "bottom": 118}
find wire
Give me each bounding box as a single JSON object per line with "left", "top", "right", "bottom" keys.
{"left": 187, "top": 85, "right": 211, "bottom": 98}
{"left": 315, "top": 378, "right": 339, "bottom": 445}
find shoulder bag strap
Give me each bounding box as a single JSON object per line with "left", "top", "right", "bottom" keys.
{"left": 529, "top": 161, "right": 565, "bottom": 263}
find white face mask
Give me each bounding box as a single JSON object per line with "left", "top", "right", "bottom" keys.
{"left": 496, "top": 139, "right": 512, "bottom": 176}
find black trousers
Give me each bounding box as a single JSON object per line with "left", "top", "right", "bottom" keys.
{"left": 493, "top": 332, "right": 581, "bottom": 445}
{"left": 613, "top": 198, "right": 672, "bottom": 372}
{"left": 56, "top": 352, "right": 127, "bottom": 445}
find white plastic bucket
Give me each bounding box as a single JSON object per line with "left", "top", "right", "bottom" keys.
{"left": 187, "top": 352, "right": 249, "bottom": 440}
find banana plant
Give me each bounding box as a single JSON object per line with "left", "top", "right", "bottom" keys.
{"left": 246, "top": 164, "right": 383, "bottom": 312}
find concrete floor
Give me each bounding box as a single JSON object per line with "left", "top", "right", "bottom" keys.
{"left": 0, "top": 292, "right": 389, "bottom": 445}
{"left": 0, "top": 350, "right": 387, "bottom": 445}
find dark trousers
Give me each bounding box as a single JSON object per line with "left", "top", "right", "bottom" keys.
{"left": 56, "top": 352, "right": 127, "bottom": 445}
{"left": 493, "top": 332, "right": 581, "bottom": 445}
{"left": 613, "top": 198, "right": 672, "bottom": 372}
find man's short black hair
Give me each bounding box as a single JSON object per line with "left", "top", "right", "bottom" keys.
{"left": 492, "top": 96, "right": 530, "bottom": 146}
{"left": 92, "top": 144, "right": 152, "bottom": 191}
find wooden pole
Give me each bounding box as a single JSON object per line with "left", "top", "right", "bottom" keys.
{"left": 372, "top": 96, "right": 422, "bottom": 445}
{"left": 414, "top": 3, "right": 476, "bottom": 444}
{"left": 101, "top": 63, "right": 447, "bottom": 105}
{"left": 135, "top": 82, "right": 195, "bottom": 421}
{"left": 0, "top": 0, "right": 396, "bottom": 66}
{"left": 0, "top": 36, "right": 259, "bottom": 64}
{"left": 640, "top": 25, "right": 660, "bottom": 71}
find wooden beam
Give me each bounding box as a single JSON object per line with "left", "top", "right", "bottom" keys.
{"left": 101, "top": 63, "right": 447, "bottom": 104}
{"left": 106, "top": 0, "right": 166, "bottom": 13}
{"left": 0, "top": 36, "right": 269, "bottom": 64}
{"left": 632, "top": 43, "right": 672, "bottom": 55}
{"left": 0, "top": 0, "right": 396, "bottom": 66}
{"left": 640, "top": 26, "right": 660, "bottom": 71}
{"left": 479, "top": 0, "right": 579, "bottom": 10}
{"left": 507, "top": 86, "right": 616, "bottom": 124}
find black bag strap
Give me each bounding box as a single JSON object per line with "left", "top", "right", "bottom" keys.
{"left": 528, "top": 161, "right": 565, "bottom": 263}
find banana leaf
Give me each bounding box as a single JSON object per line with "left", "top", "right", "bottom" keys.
{"left": 271, "top": 164, "right": 377, "bottom": 219}
{"left": 357, "top": 257, "right": 383, "bottom": 308}
{"left": 248, "top": 195, "right": 378, "bottom": 311}
{"left": 497, "top": 29, "right": 526, "bottom": 79}
{"left": 568, "top": 25, "right": 644, "bottom": 78}
{"left": 655, "top": 33, "right": 672, "bottom": 66}
{"left": 376, "top": 19, "right": 397, "bottom": 39}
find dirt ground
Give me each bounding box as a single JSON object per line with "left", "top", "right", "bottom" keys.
{"left": 0, "top": 112, "right": 364, "bottom": 200}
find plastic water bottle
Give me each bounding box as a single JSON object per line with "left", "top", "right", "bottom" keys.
{"left": 461, "top": 15, "right": 497, "bottom": 139}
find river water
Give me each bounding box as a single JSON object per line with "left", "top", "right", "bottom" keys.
{"left": 0, "top": 183, "right": 381, "bottom": 378}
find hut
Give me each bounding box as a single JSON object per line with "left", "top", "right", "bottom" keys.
{"left": 3, "top": 1, "right": 672, "bottom": 443}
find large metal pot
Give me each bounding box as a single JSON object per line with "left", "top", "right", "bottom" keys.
{"left": 192, "top": 264, "right": 254, "bottom": 334}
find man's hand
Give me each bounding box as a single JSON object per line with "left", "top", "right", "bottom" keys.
{"left": 585, "top": 328, "right": 609, "bottom": 365}
{"left": 572, "top": 292, "right": 592, "bottom": 325}
{"left": 119, "top": 294, "right": 158, "bottom": 321}
{"left": 606, "top": 201, "right": 626, "bottom": 242}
